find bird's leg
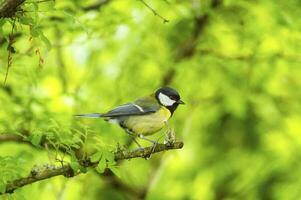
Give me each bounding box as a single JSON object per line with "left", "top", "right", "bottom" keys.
{"left": 125, "top": 129, "right": 143, "bottom": 151}
{"left": 138, "top": 134, "right": 159, "bottom": 159}
{"left": 132, "top": 138, "right": 143, "bottom": 151}
{"left": 138, "top": 134, "right": 157, "bottom": 144}
{"left": 164, "top": 121, "right": 171, "bottom": 137}
{"left": 164, "top": 121, "right": 176, "bottom": 145}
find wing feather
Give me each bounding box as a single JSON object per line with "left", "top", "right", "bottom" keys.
{"left": 101, "top": 103, "right": 154, "bottom": 117}
{"left": 102, "top": 96, "right": 160, "bottom": 117}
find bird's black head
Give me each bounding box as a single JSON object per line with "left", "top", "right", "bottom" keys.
{"left": 155, "top": 86, "right": 184, "bottom": 115}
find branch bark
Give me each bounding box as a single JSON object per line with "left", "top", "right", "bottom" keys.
{"left": 0, "top": 134, "right": 24, "bottom": 143}
{"left": 3, "top": 141, "right": 184, "bottom": 194}
{"left": 0, "top": 0, "right": 25, "bottom": 18}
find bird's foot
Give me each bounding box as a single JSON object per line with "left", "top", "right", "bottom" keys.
{"left": 164, "top": 139, "right": 175, "bottom": 146}
{"left": 164, "top": 129, "right": 176, "bottom": 146}
{"left": 144, "top": 138, "right": 161, "bottom": 159}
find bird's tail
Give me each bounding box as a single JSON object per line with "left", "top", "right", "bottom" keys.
{"left": 74, "top": 113, "right": 103, "bottom": 118}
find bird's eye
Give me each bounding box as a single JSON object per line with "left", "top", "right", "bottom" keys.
{"left": 169, "top": 95, "right": 177, "bottom": 100}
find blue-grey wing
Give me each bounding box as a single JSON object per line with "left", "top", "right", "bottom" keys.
{"left": 101, "top": 103, "right": 159, "bottom": 117}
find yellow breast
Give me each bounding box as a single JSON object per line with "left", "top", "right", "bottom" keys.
{"left": 124, "top": 107, "right": 171, "bottom": 136}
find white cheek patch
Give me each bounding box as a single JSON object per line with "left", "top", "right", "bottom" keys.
{"left": 158, "top": 92, "right": 176, "bottom": 106}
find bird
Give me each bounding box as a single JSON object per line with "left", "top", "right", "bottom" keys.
{"left": 75, "top": 86, "right": 184, "bottom": 149}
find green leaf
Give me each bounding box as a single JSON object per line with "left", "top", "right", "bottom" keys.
{"left": 70, "top": 161, "right": 86, "bottom": 173}
{"left": 70, "top": 161, "right": 80, "bottom": 172}
{"left": 28, "top": 133, "right": 42, "bottom": 147}
{"left": 90, "top": 152, "right": 102, "bottom": 163}
{"left": 30, "top": 26, "right": 40, "bottom": 37}
{"left": 102, "top": 150, "right": 115, "bottom": 164}
{"left": 96, "top": 158, "right": 106, "bottom": 174}
{"left": 94, "top": 150, "right": 116, "bottom": 174}
{"left": 109, "top": 166, "right": 121, "bottom": 178}
{"left": 20, "top": 17, "right": 34, "bottom": 25}
{"left": 0, "top": 179, "right": 6, "bottom": 194}
{"left": 70, "top": 153, "right": 85, "bottom": 173}
{"left": 79, "top": 166, "right": 87, "bottom": 173}
{"left": 32, "top": 2, "right": 38, "bottom": 12}
{"left": 39, "top": 32, "right": 52, "bottom": 50}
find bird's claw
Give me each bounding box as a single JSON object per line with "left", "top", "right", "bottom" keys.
{"left": 164, "top": 128, "right": 176, "bottom": 146}
{"left": 164, "top": 138, "right": 175, "bottom": 146}
{"left": 143, "top": 140, "right": 159, "bottom": 159}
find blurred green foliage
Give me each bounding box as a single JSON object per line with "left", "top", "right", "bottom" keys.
{"left": 1, "top": 0, "right": 301, "bottom": 199}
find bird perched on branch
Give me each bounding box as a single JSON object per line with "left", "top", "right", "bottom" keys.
{"left": 75, "top": 87, "right": 184, "bottom": 150}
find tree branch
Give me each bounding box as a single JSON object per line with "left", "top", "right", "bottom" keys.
{"left": 82, "top": 0, "right": 110, "bottom": 11}
{"left": 2, "top": 141, "right": 183, "bottom": 194}
{"left": 0, "top": 133, "right": 143, "bottom": 197}
{"left": 0, "top": 134, "right": 24, "bottom": 143}
{"left": 175, "top": 0, "right": 223, "bottom": 60}
{"left": 0, "top": 0, "right": 25, "bottom": 18}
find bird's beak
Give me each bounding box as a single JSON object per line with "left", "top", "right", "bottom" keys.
{"left": 177, "top": 99, "right": 185, "bottom": 104}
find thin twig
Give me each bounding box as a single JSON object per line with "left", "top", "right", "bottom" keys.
{"left": 3, "top": 18, "right": 16, "bottom": 85}
{"left": 138, "top": 0, "right": 169, "bottom": 23}
{"left": 82, "top": 0, "right": 110, "bottom": 11}
{"left": 198, "top": 49, "right": 301, "bottom": 62}
{"left": 25, "top": 0, "right": 54, "bottom": 3}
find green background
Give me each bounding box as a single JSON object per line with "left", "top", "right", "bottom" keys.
{"left": 1, "top": 0, "right": 301, "bottom": 199}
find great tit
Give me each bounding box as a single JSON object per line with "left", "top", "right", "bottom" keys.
{"left": 75, "top": 87, "right": 184, "bottom": 148}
